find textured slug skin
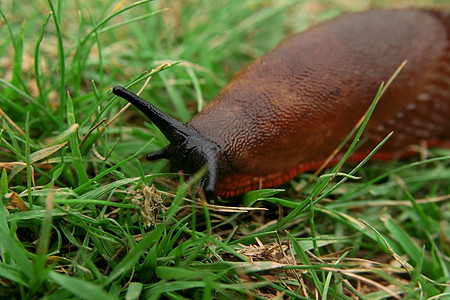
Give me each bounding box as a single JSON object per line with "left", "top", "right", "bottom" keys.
{"left": 187, "top": 9, "right": 450, "bottom": 198}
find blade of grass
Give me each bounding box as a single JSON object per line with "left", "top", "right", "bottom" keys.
{"left": 323, "top": 251, "right": 349, "bottom": 300}
{"left": 0, "top": 168, "right": 8, "bottom": 199}
{"left": 0, "top": 262, "right": 28, "bottom": 286}
{"left": 28, "top": 188, "right": 55, "bottom": 296}
{"left": 105, "top": 225, "right": 164, "bottom": 285}
{"left": 185, "top": 66, "right": 204, "bottom": 112}
{"left": 73, "top": 139, "right": 155, "bottom": 194}
{"left": 339, "top": 155, "right": 450, "bottom": 201}
{"left": 125, "top": 282, "right": 143, "bottom": 300}
{"left": 84, "top": 3, "right": 104, "bottom": 93}
{"left": 67, "top": 92, "right": 89, "bottom": 184}
{"left": 383, "top": 217, "right": 439, "bottom": 279}
{"left": 158, "top": 72, "right": 191, "bottom": 122}
{"left": 286, "top": 231, "right": 323, "bottom": 297}
{"left": 49, "top": 271, "right": 117, "bottom": 300}
{"left": 98, "top": 9, "right": 169, "bottom": 35}
{"left": 0, "top": 7, "right": 24, "bottom": 99}
{"left": 78, "top": 0, "right": 154, "bottom": 47}
{"left": 48, "top": 0, "right": 66, "bottom": 128}
{"left": 34, "top": 12, "right": 55, "bottom": 122}
{"left": 25, "top": 112, "right": 34, "bottom": 207}
{"left": 0, "top": 224, "right": 33, "bottom": 277}
{"left": 403, "top": 189, "right": 432, "bottom": 233}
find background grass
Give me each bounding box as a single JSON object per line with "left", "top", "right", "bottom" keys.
{"left": 0, "top": 0, "right": 449, "bottom": 299}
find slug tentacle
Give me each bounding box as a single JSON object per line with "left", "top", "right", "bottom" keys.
{"left": 112, "top": 86, "right": 196, "bottom": 143}
{"left": 113, "top": 86, "right": 227, "bottom": 197}
{"left": 146, "top": 147, "right": 170, "bottom": 161}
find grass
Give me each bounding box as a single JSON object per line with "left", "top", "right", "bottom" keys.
{"left": 0, "top": 0, "right": 449, "bottom": 299}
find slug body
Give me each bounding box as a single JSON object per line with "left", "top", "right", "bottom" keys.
{"left": 114, "top": 9, "right": 450, "bottom": 198}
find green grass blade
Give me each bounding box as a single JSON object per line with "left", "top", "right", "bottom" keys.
{"left": 125, "top": 282, "right": 143, "bottom": 300}
{"left": 49, "top": 271, "right": 117, "bottom": 300}
{"left": 73, "top": 139, "right": 155, "bottom": 194}
{"left": 34, "top": 12, "right": 54, "bottom": 115}
{"left": 384, "top": 217, "right": 439, "bottom": 279}
{"left": 0, "top": 168, "right": 8, "bottom": 199}
{"left": 67, "top": 92, "right": 89, "bottom": 184}
{"left": 48, "top": 0, "right": 66, "bottom": 127}
{"left": 0, "top": 7, "right": 24, "bottom": 99}
{"left": 105, "top": 225, "right": 164, "bottom": 285}
{"left": 286, "top": 231, "right": 323, "bottom": 297}
{"left": 0, "top": 262, "right": 28, "bottom": 286}
{"left": 98, "top": 9, "right": 168, "bottom": 35}
{"left": 78, "top": 0, "right": 154, "bottom": 47}
{"left": 31, "top": 189, "right": 54, "bottom": 285}
{"left": 159, "top": 72, "right": 191, "bottom": 122}
{"left": 0, "top": 225, "right": 33, "bottom": 277}
{"left": 24, "top": 112, "right": 33, "bottom": 207}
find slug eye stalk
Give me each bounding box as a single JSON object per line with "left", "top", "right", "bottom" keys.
{"left": 112, "top": 86, "right": 223, "bottom": 199}
{"left": 112, "top": 86, "right": 195, "bottom": 143}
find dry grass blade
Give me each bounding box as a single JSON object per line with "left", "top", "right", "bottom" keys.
{"left": 0, "top": 106, "right": 25, "bottom": 135}
{"left": 5, "top": 191, "right": 29, "bottom": 211}
{"left": 319, "top": 208, "right": 369, "bottom": 231}
{"left": 30, "top": 142, "right": 68, "bottom": 162}
{"left": 105, "top": 63, "right": 168, "bottom": 128}
{"left": 157, "top": 189, "right": 268, "bottom": 213}
{"left": 1, "top": 161, "right": 36, "bottom": 187}
{"left": 79, "top": 117, "right": 107, "bottom": 148}
{"left": 113, "top": 0, "right": 127, "bottom": 12}
{"left": 153, "top": 60, "right": 221, "bottom": 83}
{"left": 342, "top": 194, "right": 450, "bottom": 209}
{"left": 204, "top": 203, "right": 268, "bottom": 213}
{"left": 1, "top": 142, "right": 67, "bottom": 188}
{"left": 234, "top": 236, "right": 413, "bottom": 298}
{"left": 5, "top": 141, "right": 68, "bottom": 180}
{"left": 359, "top": 219, "right": 414, "bottom": 274}
{"left": 337, "top": 269, "right": 403, "bottom": 299}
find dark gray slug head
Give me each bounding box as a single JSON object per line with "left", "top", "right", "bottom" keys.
{"left": 112, "top": 86, "right": 224, "bottom": 198}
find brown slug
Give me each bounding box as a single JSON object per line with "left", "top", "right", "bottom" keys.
{"left": 113, "top": 9, "right": 450, "bottom": 199}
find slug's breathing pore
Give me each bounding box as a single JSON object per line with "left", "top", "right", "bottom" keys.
{"left": 113, "top": 9, "right": 450, "bottom": 199}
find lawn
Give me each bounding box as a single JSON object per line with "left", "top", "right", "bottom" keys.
{"left": 0, "top": 0, "right": 449, "bottom": 299}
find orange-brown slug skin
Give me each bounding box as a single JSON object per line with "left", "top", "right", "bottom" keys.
{"left": 113, "top": 9, "right": 450, "bottom": 199}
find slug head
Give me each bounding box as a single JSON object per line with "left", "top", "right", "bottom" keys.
{"left": 112, "top": 86, "right": 224, "bottom": 198}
